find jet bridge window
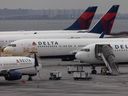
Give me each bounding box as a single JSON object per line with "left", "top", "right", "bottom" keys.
{"left": 80, "top": 48, "right": 90, "bottom": 52}
{"left": 8, "top": 44, "right": 16, "bottom": 47}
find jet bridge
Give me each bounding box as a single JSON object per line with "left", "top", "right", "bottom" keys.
{"left": 95, "top": 44, "right": 119, "bottom": 75}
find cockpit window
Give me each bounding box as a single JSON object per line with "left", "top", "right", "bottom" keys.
{"left": 80, "top": 48, "right": 90, "bottom": 52}
{"left": 8, "top": 44, "right": 16, "bottom": 47}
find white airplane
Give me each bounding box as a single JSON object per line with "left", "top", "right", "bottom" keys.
{"left": 75, "top": 42, "right": 128, "bottom": 64}
{"left": 0, "top": 33, "right": 110, "bottom": 48}
{"left": 0, "top": 5, "right": 119, "bottom": 48}
{"left": 4, "top": 38, "right": 128, "bottom": 61}
{"left": 5, "top": 38, "right": 128, "bottom": 75}
{"left": 0, "top": 6, "right": 97, "bottom": 35}
{"left": 0, "top": 54, "right": 41, "bottom": 81}
{"left": 75, "top": 42, "right": 128, "bottom": 75}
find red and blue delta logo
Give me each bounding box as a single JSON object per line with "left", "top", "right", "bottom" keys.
{"left": 32, "top": 41, "right": 37, "bottom": 46}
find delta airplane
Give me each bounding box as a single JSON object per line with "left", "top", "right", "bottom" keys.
{"left": 75, "top": 42, "right": 128, "bottom": 75}
{"left": 0, "top": 5, "right": 119, "bottom": 48}
{"left": 0, "top": 6, "right": 97, "bottom": 35}
{"left": 4, "top": 38, "right": 128, "bottom": 61}
{"left": 75, "top": 42, "right": 128, "bottom": 64}
{"left": 4, "top": 38, "right": 128, "bottom": 76}
{"left": 0, "top": 54, "right": 41, "bottom": 81}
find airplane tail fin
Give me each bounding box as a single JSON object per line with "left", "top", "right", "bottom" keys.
{"left": 65, "top": 6, "right": 97, "bottom": 30}
{"left": 89, "top": 5, "right": 119, "bottom": 35}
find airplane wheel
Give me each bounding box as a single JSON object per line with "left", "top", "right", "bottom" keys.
{"left": 91, "top": 70, "right": 97, "bottom": 74}
{"left": 28, "top": 76, "right": 33, "bottom": 81}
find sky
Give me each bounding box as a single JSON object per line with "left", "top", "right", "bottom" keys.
{"left": 0, "top": 0, "right": 127, "bottom": 13}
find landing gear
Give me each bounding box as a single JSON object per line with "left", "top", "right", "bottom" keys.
{"left": 91, "top": 65, "right": 97, "bottom": 74}
{"left": 91, "top": 70, "right": 97, "bottom": 74}
{"left": 101, "top": 67, "right": 111, "bottom": 75}
{"left": 28, "top": 75, "right": 33, "bottom": 81}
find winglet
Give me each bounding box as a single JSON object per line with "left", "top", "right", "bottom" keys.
{"left": 89, "top": 5, "right": 119, "bottom": 35}
{"left": 99, "top": 32, "right": 105, "bottom": 38}
{"left": 65, "top": 6, "right": 97, "bottom": 30}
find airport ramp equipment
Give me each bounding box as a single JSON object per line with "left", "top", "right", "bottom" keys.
{"left": 49, "top": 71, "right": 62, "bottom": 80}
{"left": 73, "top": 71, "right": 92, "bottom": 80}
{"left": 67, "top": 66, "right": 84, "bottom": 74}
{"left": 95, "top": 44, "right": 119, "bottom": 75}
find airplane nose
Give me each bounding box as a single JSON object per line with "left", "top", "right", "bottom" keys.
{"left": 3, "top": 47, "right": 14, "bottom": 54}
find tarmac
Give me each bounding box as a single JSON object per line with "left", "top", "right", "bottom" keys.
{"left": 0, "top": 59, "right": 128, "bottom": 96}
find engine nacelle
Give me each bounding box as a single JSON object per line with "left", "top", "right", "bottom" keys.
{"left": 4, "top": 70, "right": 22, "bottom": 81}
{"left": 61, "top": 55, "right": 75, "bottom": 61}
{"left": 75, "top": 44, "right": 103, "bottom": 64}
{"left": 61, "top": 57, "right": 75, "bottom": 61}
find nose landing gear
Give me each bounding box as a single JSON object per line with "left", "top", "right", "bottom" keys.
{"left": 91, "top": 65, "right": 97, "bottom": 74}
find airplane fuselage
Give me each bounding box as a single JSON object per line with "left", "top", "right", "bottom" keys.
{"left": 0, "top": 57, "right": 40, "bottom": 76}
{"left": 0, "top": 32, "right": 110, "bottom": 48}
{"left": 4, "top": 38, "right": 128, "bottom": 62}
{"left": 75, "top": 42, "right": 128, "bottom": 64}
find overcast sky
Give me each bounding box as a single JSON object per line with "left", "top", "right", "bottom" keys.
{"left": 0, "top": 0, "right": 127, "bottom": 13}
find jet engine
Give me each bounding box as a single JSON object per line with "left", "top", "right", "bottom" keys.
{"left": 61, "top": 56, "right": 75, "bottom": 61}
{"left": 3, "top": 70, "right": 22, "bottom": 81}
